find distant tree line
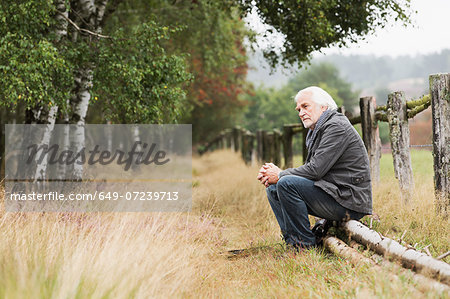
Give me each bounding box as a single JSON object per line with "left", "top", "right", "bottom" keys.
{"left": 0, "top": 0, "right": 413, "bottom": 146}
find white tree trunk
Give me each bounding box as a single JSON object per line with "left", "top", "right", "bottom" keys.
{"left": 33, "top": 105, "right": 59, "bottom": 184}
{"left": 132, "top": 125, "right": 142, "bottom": 167}
{"left": 67, "top": 0, "right": 108, "bottom": 180}
{"left": 106, "top": 120, "right": 112, "bottom": 152}
{"left": 54, "top": 0, "right": 69, "bottom": 40}
{"left": 56, "top": 104, "right": 70, "bottom": 181}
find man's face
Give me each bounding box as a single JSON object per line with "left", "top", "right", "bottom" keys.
{"left": 295, "top": 92, "right": 327, "bottom": 130}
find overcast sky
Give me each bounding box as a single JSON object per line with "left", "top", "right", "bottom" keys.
{"left": 246, "top": 0, "right": 450, "bottom": 58}
{"left": 319, "top": 0, "right": 450, "bottom": 57}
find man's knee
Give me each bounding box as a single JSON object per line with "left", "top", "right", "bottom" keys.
{"left": 277, "top": 175, "right": 309, "bottom": 191}
{"left": 266, "top": 184, "right": 278, "bottom": 201}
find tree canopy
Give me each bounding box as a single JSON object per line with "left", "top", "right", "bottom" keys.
{"left": 0, "top": 0, "right": 413, "bottom": 142}
{"left": 240, "top": 0, "right": 413, "bottom": 67}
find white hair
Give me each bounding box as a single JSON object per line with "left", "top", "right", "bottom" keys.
{"left": 294, "top": 86, "right": 338, "bottom": 110}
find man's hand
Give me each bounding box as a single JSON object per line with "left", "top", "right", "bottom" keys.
{"left": 257, "top": 163, "right": 281, "bottom": 187}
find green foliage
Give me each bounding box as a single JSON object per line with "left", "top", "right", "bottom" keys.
{"left": 152, "top": 2, "right": 250, "bottom": 143}
{"left": 0, "top": 1, "right": 73, "bottom": 112}
{"left": 0, "top": 0, "right": 414, "bottom": 137}
{"left": 106, "top": 0, "right": 251, "bottom": 141}
{"left": 92, "top": 22, "right": 192, "bottom": 123}
{"left": 240, "top": 0, "right": 413, "bottom": 67}
{"left": 0, "top": 0, "right": 192, "bottom": 124}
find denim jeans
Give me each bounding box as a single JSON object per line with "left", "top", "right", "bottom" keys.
{"left": 266, "top": 175, "right": 365, "bottom": 247}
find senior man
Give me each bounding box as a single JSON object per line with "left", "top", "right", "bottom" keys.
{"left": 257, "top": 86, "right": 372, "bottom": 249}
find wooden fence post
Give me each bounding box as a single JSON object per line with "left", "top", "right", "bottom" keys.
{"left": 266, "top": 132, "right": 275, "bottom": 162}
{"left": 262, "top": 130, "right": 269, "bottom": 161}
{"left": 256, "top": 130, "right": 263, "bottom": 162}
{"left": 273, "top": 129, "right": 282, "bottom": 166}
{"left": 283, "top": 125, "right": 294, "bottom": 168}
{"left": 241, "top": 130, "right": 254, "bottom": 165}
{"left": 387, "top": 91, "right": 414, "bottom": 203}
{"left": 429, "top": 73, "right": 450, "bottom": 216}
{"left": 218, "top": 132, "right": 224, "bottom": 149}
{"left": 223, "top": 129, "right": 230, "bottom": 149}
{"left": 360, "top": 97, "right": 382, "bottom": 184}
{"left": 232, "top": 127, "right": 241, "bottom": 152}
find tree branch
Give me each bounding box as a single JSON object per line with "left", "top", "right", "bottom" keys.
{"left": 57, "top": 11, "right": 112, "bottom": 39}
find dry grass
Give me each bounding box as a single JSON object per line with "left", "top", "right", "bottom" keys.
{"left": 371, "top": 150, "right": 449, "bottom": 256}
{"left": 0, "top": 149, "right": 448, "bottom": 298}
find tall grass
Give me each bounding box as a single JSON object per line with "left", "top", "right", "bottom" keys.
{"left": 372, "top": 150, "right": 448, "bottom": 255}
{"left": 0, "top": 195, "right": 218, "bottom": 297}
{"left": 0, "top": 149, "right": 447, "bottom": 298}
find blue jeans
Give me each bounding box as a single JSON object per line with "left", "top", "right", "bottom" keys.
{"left": 266, "top": 175, "right": 365, "bottom": 247}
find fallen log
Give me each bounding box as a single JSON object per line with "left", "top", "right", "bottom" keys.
{"left": 343, "top": 220, "right": 450, "bottom": 285}
{"left": 324, "top": 236, "right": 450, "bottom": 295}
{"left": 370, "top": 253, "right": 450, "bottom": 295}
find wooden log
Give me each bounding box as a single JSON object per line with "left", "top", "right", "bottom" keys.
{"left": 370, "top": 254, "right": 450, "bottom": 295}
{"left": 256, "top": 130, "right": 263, "bottom": 162}
{"left": 349, "top": 115, "right": 361, "bottom": 125}
{"left": 324, "top": 236, "right": 376, "bottom": 266}
{"left": 406, "top": 94, "right": 431, "bottom": 109}
{"left": 375, "top": 111, "right": 388, "bottom": 122}
{"left": 273, "top": 129, "right": 282, "bottom": 166}
{"left": 324, "top": 236, "right": 450, "bottom": 295}
{"left": 360, "top": 97, "right": 382, "bottom": 184}
{"left": 429, "top": 74, "right": 450, "bottom": 216}
{"left": 387, "top": 92, "right": 414, "bottom": 203}
{"left": 282, "top": 125, "right": 294, "bottom": 168}
{"left": 343, "top": 220, "right": 450, "bottom": 285}
{"left": 407, "top": 94, "right": 431, "bottom": 119}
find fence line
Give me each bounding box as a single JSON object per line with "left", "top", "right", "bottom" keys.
{"left": 200, "top": 73, "right": 449, "bottom": 216}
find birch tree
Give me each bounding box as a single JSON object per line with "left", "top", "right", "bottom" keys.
{"left": 0, "top": 0, "right": 190, "bottom": 181}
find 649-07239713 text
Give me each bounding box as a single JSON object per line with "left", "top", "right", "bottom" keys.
{"left": 8, "top": 191, "right": 179, "bottom": 201}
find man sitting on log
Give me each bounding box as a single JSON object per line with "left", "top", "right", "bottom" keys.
{"left": 257, "top": 86, "right": 372, "bottom": 249}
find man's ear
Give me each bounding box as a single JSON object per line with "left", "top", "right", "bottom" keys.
{"left": 320, "top": 106, "right": 327, "bottom": 112}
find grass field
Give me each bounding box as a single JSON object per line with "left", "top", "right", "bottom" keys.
{"left": 0, "top": 149, "right": 448, "bottom": 298}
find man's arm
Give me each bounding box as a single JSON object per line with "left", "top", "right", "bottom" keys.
{"left": 280, "top": 123, "right": 350, "bottom": 180}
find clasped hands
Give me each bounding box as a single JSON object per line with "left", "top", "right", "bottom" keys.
{"left": 256, "top": 162, "right": 282, "bottom": 187}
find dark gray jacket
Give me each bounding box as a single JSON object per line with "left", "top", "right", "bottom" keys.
{"left": 279, "top": 110, "right": 372, "bottom": 214}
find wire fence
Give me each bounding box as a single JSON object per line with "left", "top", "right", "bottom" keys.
{"left": 381, "top": 144, "right": 433, "bottom": 149}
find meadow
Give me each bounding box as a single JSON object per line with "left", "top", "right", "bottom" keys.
{"left": 0, "top": 149, "right": 448, "bottom": 298}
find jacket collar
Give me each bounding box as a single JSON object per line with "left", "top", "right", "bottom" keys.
{"left": 305, "top": 109, "right": 337, "bottom": 149}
